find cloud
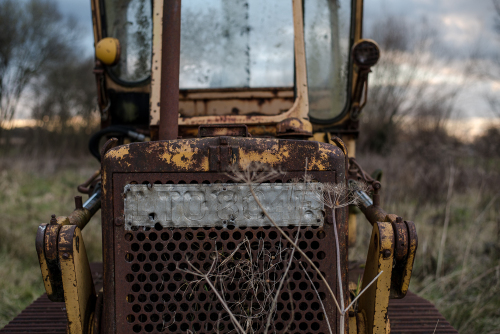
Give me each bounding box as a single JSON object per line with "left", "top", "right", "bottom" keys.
{"left": 365, "top": 0, "right": 498, "bottom": 57}
{"left": 54, "top": 0, "right": 94, "bottom": 55}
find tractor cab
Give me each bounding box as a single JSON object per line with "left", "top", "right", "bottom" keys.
{"left": 92, "top": 0, "right": 371, "bottom": 140}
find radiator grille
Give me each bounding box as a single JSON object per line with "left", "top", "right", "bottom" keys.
{"left": 122, "top": 225, "right": 331, "bottom": 333}
{"left": 113, "top": 174, "right": 341, "bottom": 333}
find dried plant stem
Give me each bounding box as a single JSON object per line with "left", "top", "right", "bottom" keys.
{"left": 432, "top": 319, "right": 440, "bottom": 334}
{"left": 249, "top": 186, "right": 342, "bottom": 313}
{"left": 283, "top": 279, "right": 295, "bottom": 334}
{"left": 344, "top": 270, "right": 383, "bottom": 312}
{"left": 263, "top": 226, "right": 300, "bottom": 334}
{"left": 331, "top": 206, "right": 345, "bottom": 332}
{"left": 185, "top": 262, "right": 247, "bottom": 334}
{"left": 436, "top": 164, "right": 455, "bottom": 279}
{"left": 300, "top": 262, "right": 333, "bottom": 334}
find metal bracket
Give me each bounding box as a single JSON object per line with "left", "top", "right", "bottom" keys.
{"left": 59, "top": 225, "right": 96, "bottom": 334}
{"left": 357, "top": 221, "right": 394, "bottom": 334}
{"left": 209, "top": 136, "right": 240, "bottom": 171}
{"left": 390, "top": 219, "right": 417, "bottom": 298}
{"left": 36, "top": 223, "right": 65, "bottom": 302}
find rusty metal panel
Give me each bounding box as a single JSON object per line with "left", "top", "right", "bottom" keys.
{"left": 101, "top": 137, "right": 348, "bottom": 333}
{"left": 123, "top": 183, "right": 325, "bottom": 229}
{"left": 112, "top": 172, "right": 342, "bottom": 334}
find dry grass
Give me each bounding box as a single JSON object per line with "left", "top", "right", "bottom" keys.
{"left": 0, "top": 156, "right": 102, "bottom": 328}
{"left": 350, "top": 131, "right": 500, "bottom": 333}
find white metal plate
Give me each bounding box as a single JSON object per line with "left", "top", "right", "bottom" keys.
{"left": 123, "top": 183, "right": 324, "bottom": 229}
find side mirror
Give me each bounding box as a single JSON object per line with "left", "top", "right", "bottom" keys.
{"left": 352, "top": 39, "right": 380, "bottom": 68}
{"left": 95, "top": 37, "right": 121, "bottom": 66}
{"left": 350, "top": 39, "right": 380, "bottom": 119}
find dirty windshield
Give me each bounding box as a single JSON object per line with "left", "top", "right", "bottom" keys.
{"left": 305, "top": 0, "right": 352, "bottom": 120}
{"left": 103, "top": 0, "right": 352, "bottom": 119}
{"left": 104, "top": 0, "right": 152, "bottom": 83}
{"left": 180, "top": 0, "right": 294, "bottom": 89}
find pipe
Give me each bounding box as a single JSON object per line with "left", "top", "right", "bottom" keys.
{"left": 66, "top": 188, "right": 102, "bottom": 230}
{"left": 159, "top": 0, "right": 181, "bottom": 140}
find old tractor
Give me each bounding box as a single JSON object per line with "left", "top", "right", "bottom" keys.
{"left": 1, "top": 0, "right": 458, "bottom": 333}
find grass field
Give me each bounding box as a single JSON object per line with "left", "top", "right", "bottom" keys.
{"left": 0, "top": 158, "right": 103, "bottom": 328}
{"left": 0, "top": 152, "right": 499, "bottom": 333}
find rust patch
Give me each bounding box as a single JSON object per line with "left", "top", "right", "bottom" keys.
{"left": 106, "top": 145, "right": 130, "bottom": 161}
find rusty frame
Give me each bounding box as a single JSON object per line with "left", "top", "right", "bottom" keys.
{"left": 178, "top": 87, "right": 295, "bottom": 118}
{"left": 91, "top": 0, "right": 367, "bottom": 137}
{"left": 149, "top": 0, "right": 310, "bottom": 131}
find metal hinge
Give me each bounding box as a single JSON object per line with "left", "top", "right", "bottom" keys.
{"left": 209, "top": 136, "right": 240, "bottom": 172}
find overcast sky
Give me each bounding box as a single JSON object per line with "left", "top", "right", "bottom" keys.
{"left": 365, "top": 0, "right": 499, "bottom": 57}
{"left": 58, "top": 0, "right": 499, "bottom": 55}
{"left": 53, "top": 0, "right": 500, "bottom": 119}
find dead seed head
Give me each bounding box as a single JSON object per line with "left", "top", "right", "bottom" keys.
{"left": 226, "top": 162, "right": 285, "bottom": 184}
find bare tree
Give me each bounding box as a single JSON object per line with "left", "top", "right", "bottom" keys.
{"left": 0, "top": 0, "right": 80, "bottom": 136}
{"left": 31, "top": 58, "right": 97, "bottom": 131}
{"left": 359, "top": 16, "right": 463, "bottom": 153}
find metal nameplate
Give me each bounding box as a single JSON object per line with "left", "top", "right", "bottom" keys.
{"left": 123, "top": 183, "right": 325, "bottom": 229}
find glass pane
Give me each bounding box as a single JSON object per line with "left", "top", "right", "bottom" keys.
{"left": 305, "top": 0, "right": 352, "bottom": 120}
{"left": 180, "top": 0, "right": 294, "bottom": 89}
{"left": 104, "top": 0, "right": 152, "bottom": 82}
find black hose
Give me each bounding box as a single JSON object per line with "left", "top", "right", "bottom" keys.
{"left": 88, "top": 125, "right": 134, "bottom": 161}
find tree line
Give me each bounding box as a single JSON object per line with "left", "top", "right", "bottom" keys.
{"left": 0, "top": 0, "right": 96, "bottom": 142}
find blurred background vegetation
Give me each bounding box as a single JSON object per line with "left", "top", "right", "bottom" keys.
{"left": 1, "top": 0, "right": 500, "bottom": 333}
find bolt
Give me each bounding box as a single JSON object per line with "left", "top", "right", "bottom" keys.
{"left": 50, "top": 214, "right": 57, "bottom": 225}
{"left": 115, "top": 218, "right": 124, "bottom": 226}
{"left": 62, "top": 253, "right": 69, "bottom": 259}
{"left": 396, "top": 216, "right": 403, "bottom": 224}
{"left": 383, "top": 249, "right": 392, "bottom": 259}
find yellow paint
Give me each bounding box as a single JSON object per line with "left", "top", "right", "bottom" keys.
{"left": 348, "top": 213, "right": 357, "bottom": 246}
{"left": 312, "top": 132, "right": 327, "bottom": 143}
{"left": 95, "top": 37, "right": 120, "bottom": 65}
{"left": 59, "top": 226, "right": 96, "bottom": 334}
{"left": 358, "top": 310, "right": 368, "bottom": 334}
{"left": 106, "top": 145, "right": 132, "bottom": 167}
{"left": 238, "top": 141, "right": 282, "bottom": 170}
{"left": 56, "top": 216, "right": 70, "bottom": 225}
{"left": 36, "top": 238, "right": 53, "bottom": 296}
{"left": 358, "top": 222, "right": 394, "bottom": 334}
{"left": 157, "top": 141, "right": 209, "bottom": 171}
{"left": 237, "top": 139, "right": 336, "bottom": 171}
{"left": 150, "top": 0, "right": 164, "bottom": 126}
{"left": 288, "top": 118, "right": 312, "bottom": 132}
{"left": 401, "top": 224, "right": 418, "bottom": 293}
{"left": 345, "top": 138, "right": 356, "bottom": 158}
{"left": 349, "top": 313, "right": 358, "bottom": 334}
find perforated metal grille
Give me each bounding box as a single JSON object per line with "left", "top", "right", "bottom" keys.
{"left": 121, "top": 225, "right": 332, "bottom": 333}
{"left": 113, "top": 174, "right": 343, "bottom": 334}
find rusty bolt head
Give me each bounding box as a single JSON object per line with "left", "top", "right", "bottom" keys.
{"left": 62, "top": 253, "right": 69, "bottom": 259}
{"left": 115, "top": 218, "right": 124, "bottom": 226}
{"left": 383, "top": 249, "right": 392, "bottom": 259}
{"left": 50, "top": 214, "right": 57, "bottom": 225}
